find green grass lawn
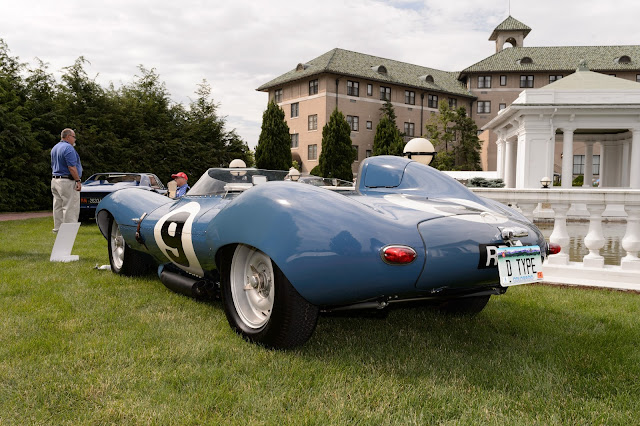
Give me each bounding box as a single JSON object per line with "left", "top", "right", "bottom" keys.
{"left": 1, "top": 218, "right": 639, "bottom": 424}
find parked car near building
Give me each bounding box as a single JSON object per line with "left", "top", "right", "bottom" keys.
{"left": 95, "top": 156, "right": 552, "bottom": 348}
{"left": 80, "top": 173, "right": 166, "bottom": 221}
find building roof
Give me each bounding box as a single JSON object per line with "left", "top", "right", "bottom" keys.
{"left": 543, "top": 64, "right": 640, "bottom": 90}
{"left": 461, "top": 45, "right": 640, "bottom": 74}
{"left": 489, "top": 16, "right": 531, "bottom": 40}
{"left": 257, "top": 48, "right": 473, "bottom": 98}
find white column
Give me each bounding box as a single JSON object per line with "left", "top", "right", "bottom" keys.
{"left": 599, "top": 141, "right": 607, "bottom": 187}
{"left": 622, "top": 139, "right": 631, "bottom": 187}
{"left": 583, "top": 204, "right": 606, "bottom": 268}
{"left": 504, "top": 138, "right": 516, "bottom": 188}
{"left": 621, "top": 205, "right": 640, "bottom": 271}
{"left": 547, "top": 133, "right": 556, "bottom": 184}
{"left": 496, "top": 137, "right": 505, "bottom": 180}
{"left": 547, "top": 203, "right": 571, "bottom": 265}
{"left": 561, "top": 128, "right": 575, "bottom": 188}
{"left": 583, "top": 141, "right": 594, "bottom": 188}
{"left": 630, "top": 129, "right": 640, "bottom": 189}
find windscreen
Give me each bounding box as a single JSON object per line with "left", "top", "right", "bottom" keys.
{"left": 188, "top": 169, "right": 289, "bottom": 196}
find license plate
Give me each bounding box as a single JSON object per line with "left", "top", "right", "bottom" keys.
{"left": 89, "top": 198, "right": 102, "bottom": 204}
{"left": 496, "top": 245, "right": 543, "bottom": 286}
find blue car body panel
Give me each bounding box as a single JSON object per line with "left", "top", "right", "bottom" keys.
{"left": 96, "top": 156, "right": 546, "bottom": 307}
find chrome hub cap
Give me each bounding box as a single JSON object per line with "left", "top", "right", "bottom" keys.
{"left": 110, "top": 221, "right": 125, "bottom": 270}
{"left": 230, "top": 245, "right": 275, "bottom": 329}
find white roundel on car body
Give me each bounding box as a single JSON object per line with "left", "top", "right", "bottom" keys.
{"left": 153, "top": 201, "right": 204, "bottom": 277}
{"left": 383, "top": 194, "right": 509, "bottom": 224}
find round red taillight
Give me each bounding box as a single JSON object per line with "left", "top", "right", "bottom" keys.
{"left": 549, "top": 243, "right": 561, "bottom": 255}
{"left": 381, "top": 245, "right": 417, "bottom": 265}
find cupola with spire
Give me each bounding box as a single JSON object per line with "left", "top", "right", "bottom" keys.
{"left": 489, "top": 16, "right": 532, "bottom": 53}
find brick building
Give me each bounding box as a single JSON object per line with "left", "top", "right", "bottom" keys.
{"left": 258, "top": 16, "right": 640, "bottom": 176}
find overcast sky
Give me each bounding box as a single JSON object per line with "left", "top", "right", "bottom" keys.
{"left": 3, "top": 0, "right": 640, "bottom": 149}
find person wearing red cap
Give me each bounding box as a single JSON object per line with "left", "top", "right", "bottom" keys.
{"left": 171, "top": 172, "right": 189, "bottom": 198}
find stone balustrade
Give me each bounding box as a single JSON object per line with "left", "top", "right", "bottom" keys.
{"left": 470, "top": 188, "right": 640, "bottom": 291}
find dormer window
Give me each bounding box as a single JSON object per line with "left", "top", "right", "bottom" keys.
{"left": 372, "top": 65, "right": 388, "bottom": 74}
{"left": 425, "top": 75, "right": 434, "bottom": 83}
{"left": 617, "top": 55, "right": 632, "bottom": 64}
{"left": 296, "top": 63, "right": 310, "bottom": 71}
{"left": 518, "top": 57, "right": 533, "bottom": 65}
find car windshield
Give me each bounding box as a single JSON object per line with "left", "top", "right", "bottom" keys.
{"left": 188, "top": 169, "right": 290, "bottom": 196}
{"left": 88, "top": 174, "right": 140, "bottom": 184}
{"left": 298, "top": 176, "right": 353, "bottom": 187}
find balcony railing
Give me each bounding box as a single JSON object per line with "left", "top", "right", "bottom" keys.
{"left": 470, "top": 188, "right": 640, "bottom": 291}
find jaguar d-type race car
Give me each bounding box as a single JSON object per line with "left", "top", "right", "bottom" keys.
{"left": 95, "top": 156, "right": 550, "bottom": 348}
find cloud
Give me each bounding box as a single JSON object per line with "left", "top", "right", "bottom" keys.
{"left": 3, "top": 0, "right": 640, "bottom": 149}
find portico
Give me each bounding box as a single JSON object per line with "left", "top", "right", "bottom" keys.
{"left": 487, "top": 64, "right": 640, "bottom": 189}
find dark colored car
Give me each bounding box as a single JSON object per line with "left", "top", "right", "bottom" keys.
{"left": 80, "top": 173, "right": 166, "bottom": 221}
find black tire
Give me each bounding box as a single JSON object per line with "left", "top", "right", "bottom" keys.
{"left": 219, "top": 244, "right": 319, "bottom": 349}
{"left": 107, "top": 217, "right": 153, "bottom": 276}
{"left": 438, "top": 295, "right": 491, "bottom": 316}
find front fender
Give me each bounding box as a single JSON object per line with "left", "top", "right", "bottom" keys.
{"left": 96, "top": 188, "right": 175, "bottom": 244}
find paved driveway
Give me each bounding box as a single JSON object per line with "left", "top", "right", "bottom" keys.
{"left": 0, "top": 212, "right": 52, "bottom": 221}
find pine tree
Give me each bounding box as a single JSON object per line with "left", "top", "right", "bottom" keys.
{"left": 425, "top": 100, "right": 481, "bottom": 170}
{"left": 255, "top": 100, "right": 292, "bottom": 170}
{"left": 318, "top": 109, "right": 355, "bottom": 181}
{"left": 373, "top": 100, "right": 404, "bottom": 156}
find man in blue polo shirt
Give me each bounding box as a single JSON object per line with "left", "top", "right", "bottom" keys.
{"left": 51, "top": 128, "right": 83, "bottom": 232}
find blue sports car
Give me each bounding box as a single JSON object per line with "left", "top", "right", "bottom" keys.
{"left": 80, "top": 173, "right": 166, "bottom": 221}
{"left": 95, "top": 156, "right": 551, "bottom": 348}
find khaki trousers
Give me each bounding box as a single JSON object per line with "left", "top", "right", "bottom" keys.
{"left": 51, "top": 178, "right": 79, "bottom": 231}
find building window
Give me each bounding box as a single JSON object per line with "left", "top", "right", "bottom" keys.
{"left": 291, "top": 102, "right": 299, "bottom": 118}
{"left": 609, "top": 74, "right": 616, "bottom": 77}
{"left": 500, "top": 75, "right": 507, "bottom": 86}
{"left": 520, "top": 75, "right": 534, "bottom": 88}
{"left": 366, "top": 149, "right": 372, "bottom": 158}
{"left": 477, "top": 101, "right": 491, "bottom": 114}
{"left": 637, "top": 74, "right": 640, "bottom": 83}
{"left": 290, "top": 133, "right": 299, "bottom": 148}
{"left": 308, "top": 114, "right": 317, "bottom": 130}
{"left": 448, "top": 98, "right": 457, "bottom": 108}
{"left": 366, "top": 121, "right": 372, "bottom": 130}
{"left": 404, "top": 122, "right": 415, "bottom": 137}
{"left": 499, "top": 103, "right": 506, "bottom": 110}
{"left": 347, "top": 115, "right": 359, "bottom": 131}
{"left": 367, "top": 84, "right": 373, "bottom": 96}
{"left": 352, "top": 145, "right": 359, "bottom": 162}
{"left": 405, "top": 90, "right": 415, "bottom": 105}
{"left": 309, "top": 79, "right": 318, "bottom": 95}
{"left": 347, "top": 80, "right": 359, "bottom": 97}
{"left": 380, "top": 86, "right": 391, "bottom": 101}
{"left": 308, "top": 144, "right": 317, "bottom": 160}
{"left": 428, "top": 94, "right": 438, "bottom": 108}
{"left": 274, "top": 89, "right": 283, "bottom": 103}
{"left": 573, "top": 155, "right": 601, "bottom": 175}
{"left": 478, "top": 76, "right": 492, "bottom": 88}
{"left": 549, "top": 75, "right": 563, "bottom": 83}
